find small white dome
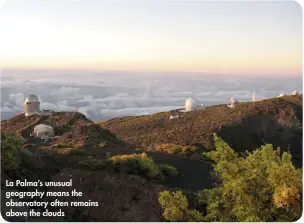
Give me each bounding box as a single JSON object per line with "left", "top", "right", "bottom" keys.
{"left": 34, "top": 124, "right": 53, "bottom": 133}
{"left": 185, "top": 97, "right": 199, "bottom": 112}
{"left": 24, "top": 95, "right": 40, "bottom": 104}
{"left": 33, "top": 124, "right": 54, "bottom": 138}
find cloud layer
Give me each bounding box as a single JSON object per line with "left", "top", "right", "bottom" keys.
{"left": 1, "top": 70, "right": 302, "bottom": 121}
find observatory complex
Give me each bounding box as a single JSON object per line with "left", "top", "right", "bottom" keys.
{"left": 23, "top": 94, "right": 55, "bottom": 140}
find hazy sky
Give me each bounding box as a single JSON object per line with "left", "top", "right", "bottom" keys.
{"left": 0, "top": 0, "right": 302, "bottom": 76}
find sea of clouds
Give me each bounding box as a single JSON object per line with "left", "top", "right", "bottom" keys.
{"left": 1, "top": 69, "right": 302, "bottom": 121}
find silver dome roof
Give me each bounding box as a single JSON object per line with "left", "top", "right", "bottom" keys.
{"left": 24, "top": 95, "right": 40, "bottom": 104}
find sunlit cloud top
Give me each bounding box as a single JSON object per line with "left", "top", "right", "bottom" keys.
{"left": 0, "top": 0, "right": 302, "bottom": 76}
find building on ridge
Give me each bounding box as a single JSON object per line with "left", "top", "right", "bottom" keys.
{"left": 252, "top": 92, "right": 257, "bottom": 102}
{"left": 184, "top": 97, "right": 204, "bottom": 112}
{"left": 227, "top": 97, "right": 238, "bottom": 108}
{"left": 23, "top": 94, "right": 54, "bottom": 117}
{"left": 291, "top": 90, "right": 297, "bottom": 95}
{"left": 24, "top": 95, "right": 40, "bottom": 116}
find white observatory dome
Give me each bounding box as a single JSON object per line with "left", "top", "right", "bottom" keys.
{"left": 24, "top": 95, "right": 40, "bottom": 105}
{"left": 185, "top": 97, "right": 199, "bottom": 112}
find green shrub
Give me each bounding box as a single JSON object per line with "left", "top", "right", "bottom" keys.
{"left": 109, "top": 153, "right": 163, "bottom": 179}
{"left": 158, "top": 191, "right": 204, "bottom": 221}
{"left": 156, "top": 144, "right": 199, "bottom": 156}
{"left": 159, "top": 164, "right": 178, "bottom": 176}
{"left": 1, "top": 132, "right": 23, "bottom": 171}
{"left": 187, "top": 210, "right": 205, "bottom": 222}
{"left": 172, "top": 145, "right": 183, "bottom": 154}
{"left": 202, "top": 133, "right": 238, "bottom": 163}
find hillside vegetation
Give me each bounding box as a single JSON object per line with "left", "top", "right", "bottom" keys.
{"left": 158, "top": 134, "right": 302, "bottom": 222}
{"left": 100, "top": 95, "right": 302, "bottom": 166}
{"left": 1, "top": 132, "right": 54, "bottom": 182}
{"left": 155, "top": 144, "right": 203, "bottom": 158}
{"left": 79, "top": 152, "right": 178, "bottom": 180}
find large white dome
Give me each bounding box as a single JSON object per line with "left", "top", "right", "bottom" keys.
{"left": 185, "top": 97, "right": 199, "bottom": 112}
{"left": 24, "top": 95, "right": 40, "bottom": 104}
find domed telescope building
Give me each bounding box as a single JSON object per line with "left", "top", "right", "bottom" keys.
{"left": 24, "top": 95, "right": 41, "bottom": 116}
{"left": 185, "top": 97, "right": 204, "bottom": 112}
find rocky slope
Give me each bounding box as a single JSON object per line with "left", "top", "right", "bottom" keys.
{"left": 47, "top": 168, "right": 166, "bottom": 221}
{"left": 100, "top": 95, "right": 303, "bottom": 166}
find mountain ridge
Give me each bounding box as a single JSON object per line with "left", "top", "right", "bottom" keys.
{"left": 99, "top": 95, "right": 303, "bottom": 166}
